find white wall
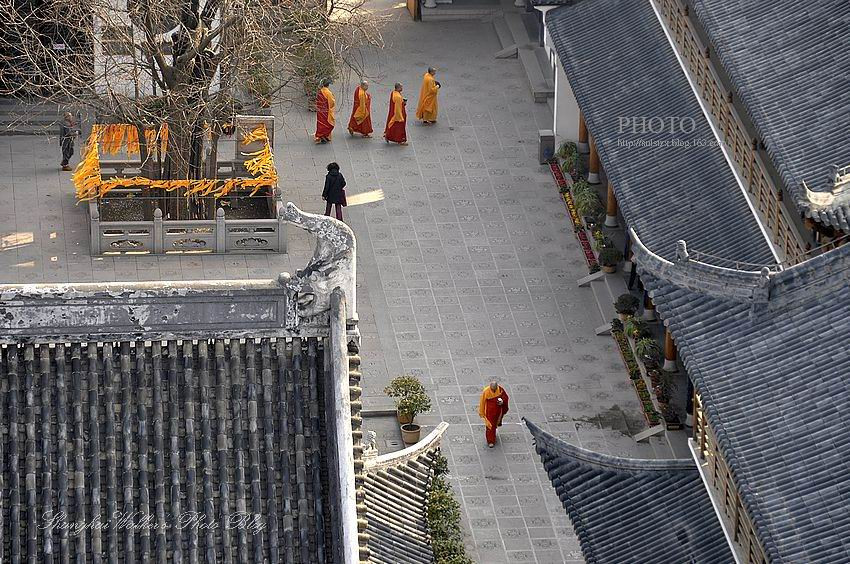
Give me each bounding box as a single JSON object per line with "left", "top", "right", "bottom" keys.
{"left": 553, "top": 54, "right": 580, "bottom": 142}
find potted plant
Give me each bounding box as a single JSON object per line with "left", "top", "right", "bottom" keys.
{"left": 623, "top": 317, "right": 650, "bottom": 339}
{"left": 635, "top": 337, "right": 662, "bottom": 366}
{"left": 614, "top": 293, "right": 640, "bottom": 318}
{"left": 571, "top": 179, "right": 593, "bottom": 198}
{"left": 599, "top": 247, "right": 623, "bottom": 274}
{"left": 398, "top": 389, "right": 432, "bottom": 445}
{"left": 574, "top": 188, "right": 603, "bottom": 219}
{"left": 384, "top": 375, "right": 427, "bottom": 424}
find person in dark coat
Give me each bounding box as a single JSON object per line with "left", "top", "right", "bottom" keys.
{"left": 59, "top": 112, "right": 80, "bottom": 171}
{"left": 322, "top": 162, "right": 347, "bottom": 221}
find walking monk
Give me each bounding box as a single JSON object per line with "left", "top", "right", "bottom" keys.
{"left": 347, "top": 80, "right": 373, "bottom": 138}
{"left": 383, "top": 83, "right": 408, "bottom": 146}
{"left": 478, "top": 381, "right": 509, "bottom": 448}
{"left": 314, "top": 79, "right": 335, "bottom": 144}
{"left": 415, "top": 67, "right": 441, "bottom": 125}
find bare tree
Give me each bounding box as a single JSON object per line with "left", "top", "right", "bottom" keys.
{"left": 0, "top": 0, "right": 385, "bottom": 179}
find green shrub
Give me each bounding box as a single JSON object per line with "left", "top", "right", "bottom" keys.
{"left": 384, "top": 375, "right": 426, "bottom": 399}
{"left": 571, "top": 179, "right": 594, "bottom": 199}
{"left": 635, "top": 337, "right": 662, "bottom": 362}
{"left": 574, "top": 189, "right": 604, "bottom": 218}
{"left": 427, "top": 454, "right": 473, "bottom": 564}
{"left": 599, "top": 247, "right": 623, "bottom": 267}
{"left": 614, "top": 293, "right": 639, "bottom": 314}
{"left": 624, "top": 317, "right": 650, "bottom": 339}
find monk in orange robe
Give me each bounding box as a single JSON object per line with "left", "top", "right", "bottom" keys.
{"left": 383, "top": 83, "right": 408, "bottom": 146}
{"left": 315, "top": 79, "right": 335, "bottom": 144}
{"left": 347, "top": 80, "right": 373, "bottom": 138}
{"left": 415, "top": 67, "right": 440, "bottom": 124}
{"left": 478, "top": 382, "right": 509, "bottom": 447}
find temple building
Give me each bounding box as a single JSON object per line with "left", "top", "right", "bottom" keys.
{"left": 527, "top": 0, "right": 850, "bottom": 562}
{"left": 0, "top": 203, "right": 445, "bottom": 562}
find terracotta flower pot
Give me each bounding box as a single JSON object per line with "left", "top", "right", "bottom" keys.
{"left": 400, "top": 423, "right": 421, "bottom": 445}
{"left": 602, "top": 264, "right": 617, "bottom": 274}
{"left": 397, "top": 411, "right": 413, "bottom": 425}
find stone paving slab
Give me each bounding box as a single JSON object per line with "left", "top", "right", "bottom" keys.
{"left": 0, "top": 7, "right": 671, "bottom": 564}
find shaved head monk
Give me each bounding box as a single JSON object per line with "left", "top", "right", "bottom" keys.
{"left": 415, "top": 67, "right": 440, "bottom": 125}
{"left": 314, "top": 78, "right": 336, "bottom": 144}
{"left": 347, "top": 79, "right": 373, "bottom": 138}
{"left": 478, "top": 381, "right": 509, "bottom": 447}
{"left": 383, "top": 83, "right": 408, "bottom": 146}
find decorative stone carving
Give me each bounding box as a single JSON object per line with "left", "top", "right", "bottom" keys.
{"left": 280, "top": 202, "right": 357, "bottom": 328}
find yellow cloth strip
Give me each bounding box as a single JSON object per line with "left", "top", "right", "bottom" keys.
{"left": 74, "top": 123, "right": 277, "bottom": 202}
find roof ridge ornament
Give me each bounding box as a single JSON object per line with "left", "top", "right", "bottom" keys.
{"left": 280, "top": 202, "right": 357, "bottom": 330}
{"left": 801, "top": 163, "right": 850, "bottom": 207}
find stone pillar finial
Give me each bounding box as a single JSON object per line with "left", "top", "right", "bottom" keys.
{"left": 676, "top": 240, "right": 689, "bottom": 263}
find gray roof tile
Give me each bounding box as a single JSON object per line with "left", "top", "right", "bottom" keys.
{"left": 0, "top": 338, "right": 336, "bottom": 562}
{"left": 547, "top": 0, "right": 775, "bottom": 263}
{"left": 525, "top": 420, "right": 732, "bottom": 564}
{"left": 633, "top": 238, "right": 850, "bottom": 563}
{"left": 690, "top": 0, "right": 850, "bottom": 230}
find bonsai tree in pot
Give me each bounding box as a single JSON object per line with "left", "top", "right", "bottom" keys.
{"left": 614, "top": 293, "right": 640, "bottom": 319}
{"left": 599, "top": 247, "right": 624, "bottom": 274}
{"left": 397, "top": 389, "right": 432, "bottom": 445}
{"left": 384, "top": 375, "right": 427, "bottom": 424}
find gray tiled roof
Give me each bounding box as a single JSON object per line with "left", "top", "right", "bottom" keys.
{"left": 690, "top": 0, "right": 850, "bottom": 230}
{"left": 364, "top": 450, "right": 437, "bottom": 564}
{"left": 547, "top": 0, "right": 775, "bottom": 263}
{"left": 633, "top": 235, "right": 850, "bottom": 562}
{"left": 0, "top": 338, "right": 336, "bottom": 562}
{"left": 525, "top": 420, "right": 732, "bottom": 564}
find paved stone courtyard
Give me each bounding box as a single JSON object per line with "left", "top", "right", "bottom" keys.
{"left": 0, "top": 8, "right": 672, "bottom": 564}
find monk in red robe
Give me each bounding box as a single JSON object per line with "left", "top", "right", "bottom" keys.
{"left": 347, "top": 80, "right": 373, "bottom": 138}
{"left": 314, "top": 79, "right": 336, "bottom": 144}
{"left": 478, "top": 382, "right": 509, "bottom": 447}
{"left": 383, "top": 83, "right": 408, "bottom": 146}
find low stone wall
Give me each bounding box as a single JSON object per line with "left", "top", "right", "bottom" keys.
{"left": 88, "top": 197, "right": 287, "bottom": 254}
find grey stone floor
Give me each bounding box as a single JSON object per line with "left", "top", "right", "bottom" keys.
{"left": 0, "top": 8, "right": 672, "bottom": 564}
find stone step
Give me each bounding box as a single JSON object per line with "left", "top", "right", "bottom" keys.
{"left": 420, "top": 5, "right": 502, "bottom": 20}
{"left": 518, "top": 46, "right": 554, "bottom": 102}
{"left": 535, "top": 47, "right": 555, "bottom": 90}
{"left": 589, "top": 278, "right": 617, "bottom": 327}
{"left": 492, "top": 16, "right": 514, "bottom": 50}
{"left": 504, "top": 13, "right": 530, "bottom": 46}
{"left": 605, "top": 268, "right": 630, "bottom": 306}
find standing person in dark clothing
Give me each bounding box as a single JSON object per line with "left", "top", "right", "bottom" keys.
{"left": 59, "top": 112, "right": 80, "bottom": 171}
{"left": 322, "top": 162, "right": 347, "bottom": 221}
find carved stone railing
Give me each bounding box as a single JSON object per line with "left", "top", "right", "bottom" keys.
{"left": 89, "top": 198, "right": 286, "bottom": 254}
{"left": 364, "top": 422, "right": 449, "bottom": 472}
{"left": 654, "top": 0, "right": 807, "bottom": 264}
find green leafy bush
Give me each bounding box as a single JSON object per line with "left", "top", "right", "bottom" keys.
{"left": 385, "top": 375, "right": 431, "bottom": 420}
{"left": 624, "top": 317, "right": 650, "bottom": 339}
{"left": 635, "top": 337, "right": 662, "bottom": 362}
{"left": 614, "top": 293, "right": 639, "bottom": 314}
{"left": 574, "top": 188, "right": 603, "bottom": 218}
{"left": 599, "top": 247, "right": 623, "bottom": 267}
{"left": 427, "top": 454, "right": 473, "bottom": 564}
